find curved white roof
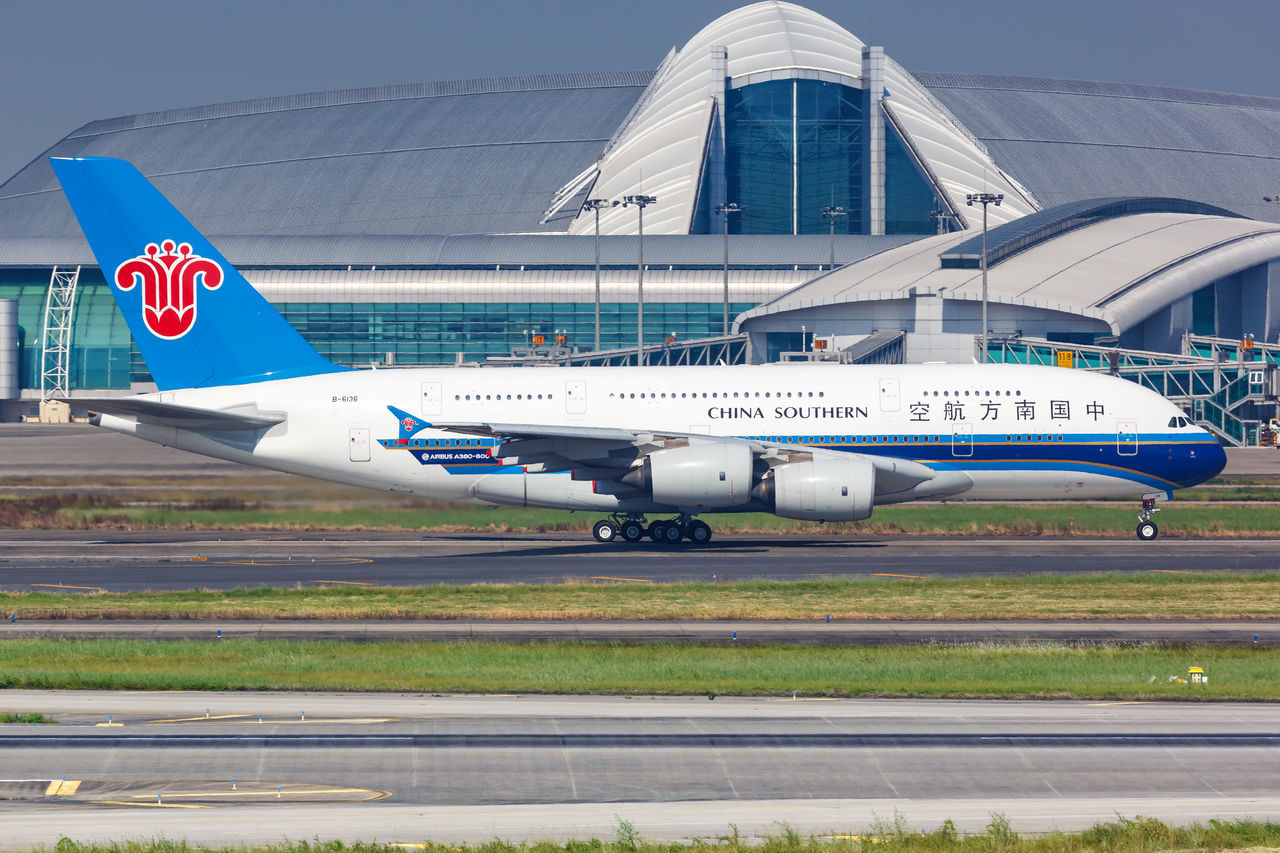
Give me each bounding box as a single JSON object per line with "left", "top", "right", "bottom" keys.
{"left": 737, "top": 212, "right": 1280, "bottom": 334}
{"left": 566, "top": 1, "right": 1037, "bottom": 236}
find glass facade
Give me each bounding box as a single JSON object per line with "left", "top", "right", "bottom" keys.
{"left": 1192, "top": 284, "right": 1216, "bottom": 336}
{"left": 884, "top": 124, "right": 946, "bottom": 235}
{"left": 1, "top": 272, "right": 133, "bottom": 391}
{"left": 725, "top": 79, "right": 864, "bottom": 235}
{"left": 2, "top": 269, "right": 756, "bottom": 391}
{"left": 717, "top": 79, "right": 943, "bottom": 236}
{"left": 277, "top": 301, "right": 757, "bottom": 366}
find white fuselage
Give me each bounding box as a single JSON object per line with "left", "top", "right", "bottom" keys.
{"left": 96, "top": 362, "right": 1224, "bottom": 511}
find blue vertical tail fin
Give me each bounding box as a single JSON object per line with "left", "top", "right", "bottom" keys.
{"left": 51, "top": 156, "right": 349, "bottom": 390}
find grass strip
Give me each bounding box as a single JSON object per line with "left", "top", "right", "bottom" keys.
{"left": 0, "top": 638, "right": 1276, "bottom": 699}
{"left": 23, "top": 816, "right": 1280, "bottom": 853}
{"left": 0, "top": 712, "right": 53, "bottom": 724}
{"left": 4, "top": 496, "right": 1279, "bottom": 535}
{"left": 4, "top": 574, "right": 1280, "bottom": 621}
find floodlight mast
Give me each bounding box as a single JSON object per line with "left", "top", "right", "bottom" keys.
{"left": 965, "top": 192, "right": 1003, "bottom": 363}
{"left": 582, "top": 198, "right": 615, "bottom": 352}
{"left": 820, "top": 205, "right": 848, "bottom": 270}
{"left": 622, "top": 195, "right": 656, "bottom": 365}
{"left": 715, "top": 202, "right": 744, "bottom": 336}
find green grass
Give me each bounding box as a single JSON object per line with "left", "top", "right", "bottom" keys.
{"left": 0, "top": 638, "right": 1275, "bottom": 699}
{"left": 4, "top": 573, "right": 1280, "bottom": 621}
{"left": 0, "top": 712, "right": 54, "bottom": 724}
{"left": 23, "top": 817, "right": 1280, "bottom": 853}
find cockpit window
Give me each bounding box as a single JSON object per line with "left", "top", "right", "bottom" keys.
{"left": 1169, "top": 416, "right": 1191, "bottom": 428}
{"left": 1168, "top": 417, "right": 1178, "bottom": 428}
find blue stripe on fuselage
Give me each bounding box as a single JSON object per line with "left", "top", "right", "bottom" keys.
{"left": 734, "top": 431, "right": 1225, "bottom": 491}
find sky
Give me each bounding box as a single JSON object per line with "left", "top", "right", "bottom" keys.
{"left": 2, "top": 0, "right": 1277, "bottom": 182}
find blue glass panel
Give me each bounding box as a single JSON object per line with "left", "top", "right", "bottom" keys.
{"left": 726, "top": 80, "right": 795, "bottom": 235}
{"left": 796, "top": 81, "right": 863, "bottom": 235}
{"left": 885, "top": 123, "right": 944, "bottom": 235}
{"left": 725, "top": 80, "right": 864, "bottom": 235}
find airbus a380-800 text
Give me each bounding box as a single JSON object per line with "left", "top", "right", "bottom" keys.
{"left": 50, "top": 157, "right": 1226, "bottom": 545}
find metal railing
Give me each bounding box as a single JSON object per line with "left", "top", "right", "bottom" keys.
{"left": 991, "top": 336, "right": 1278, "bottom": 447}
{"left": 486, "top": 334, "right": 751, "bottom": 368}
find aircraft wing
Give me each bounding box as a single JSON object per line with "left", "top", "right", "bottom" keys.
{"left": 431, "top": 421, "right": 942, "bottom": 495}
{"left": 432, "top": 421, "right": 748, "bottom": 472}
{"left": 65, "top": 397, "right": 285, "bottom": 431}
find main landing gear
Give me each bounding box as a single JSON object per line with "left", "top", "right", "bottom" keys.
{"left": 1136, "top": 496, "right": 1160, "bottom": 541}
{"left": 591, "top": 514, "right": 712, "bottom": 545}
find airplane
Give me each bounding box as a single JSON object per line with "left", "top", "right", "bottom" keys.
{"left": 50, "top": 156, "right": 1227, "bottom": 545}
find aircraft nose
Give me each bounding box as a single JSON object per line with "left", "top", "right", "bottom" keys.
{"left": 1182, "top": 434, "right": 1227, "bottom": 486}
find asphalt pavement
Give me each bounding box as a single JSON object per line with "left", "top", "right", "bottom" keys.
{"left": 1, "top": 691, "right": 1277, "bottom": 846}
{"left": 2, "top": 531, "right": 1279, "bottom": 589}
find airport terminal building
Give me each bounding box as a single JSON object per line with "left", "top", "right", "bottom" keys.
{"left": 3, "top": 1, "right": 1280, "bottom": 417}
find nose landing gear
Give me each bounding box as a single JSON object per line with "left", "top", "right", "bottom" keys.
{"left": 1136, "top": 496, "right": 1160, "bottom": 541}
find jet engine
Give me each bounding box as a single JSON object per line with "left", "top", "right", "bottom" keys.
{"left": 624, "top": 442, "right": 754, "bottom": 508}
{"left": 757, "top": 456, "right": 875, "bottom": 522}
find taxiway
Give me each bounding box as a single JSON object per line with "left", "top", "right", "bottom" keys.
{"left": 0, "top": 691, "right": 1277, "bottom": 846}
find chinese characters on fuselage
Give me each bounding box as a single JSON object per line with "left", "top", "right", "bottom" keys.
{"left": 907, "top": 399, "right": 1105, "bottom": 423}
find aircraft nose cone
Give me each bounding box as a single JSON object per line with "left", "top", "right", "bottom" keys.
{"left": 1182, "top": 436, "right": 1227, "bottom": 486}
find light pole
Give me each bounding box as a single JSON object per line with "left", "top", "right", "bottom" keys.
{"left": 820, "top": 205, "right": 847, "bottom": 270}
{"left": 715, "top": 202, "right": 744, "bottom": 336}
{"left": 622, "top": 194, "right": 656, "bottom": 365}
{"left": 966, "top": 192, "right": 1003, "bottom": 363}
{"left": 582, "top": 198, "right": 615, "bottom": 352}
{"left": 928, "top": 207, "right": 955, "bottom": 236}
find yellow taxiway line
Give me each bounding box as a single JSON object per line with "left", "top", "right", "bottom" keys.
{"left": 30, "top": 583, "right": 106, "bottom": 592}
{"left": 589, "top": 576, "right": 653, "bottom": 583}
{"left": 94, "top": 800, "right": 208, "bottom": 809}
{"left": 872, "top": 572, "right": 927, "bottom": 579}
{"left": 45, "top": 780, "right": 80, "bottom": 796}
{"left": 130, "top": 787, "right": 386, "bottom": 800}
{"left": 149, "top": 715, "right": 396, "bottom": 725}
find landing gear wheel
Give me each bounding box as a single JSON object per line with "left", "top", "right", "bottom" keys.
{"left": 620, "top": 520, "right": 645, "bottom": 543}
{"left": 1137, "top": 520, "right": 1158, "bottom": 541}
{"left": 686, "top": 520, "right": 712, "bottom": 545}
{"left": 592, "top": 520, "right": 619, "bottom": 543}
{"left": 661, "top": 523, "right": 683, "bottom": 543}
{"left": 648, "top": 521, "right": 669, "bottom": 542}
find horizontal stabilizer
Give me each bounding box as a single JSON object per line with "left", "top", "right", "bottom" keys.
{"left": 65, "top": 397, "right": 285, "bottom": 431}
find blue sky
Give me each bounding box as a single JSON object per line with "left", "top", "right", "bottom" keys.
{"left": 2, "top": 0, "right": 1275, "bottom": 182}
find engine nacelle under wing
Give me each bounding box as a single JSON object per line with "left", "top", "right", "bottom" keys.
{"left": 761, "top": 456, "right": 876, "bottom": 522}
{"left": 639, "top": 441, "right": 754, "bottom": 509}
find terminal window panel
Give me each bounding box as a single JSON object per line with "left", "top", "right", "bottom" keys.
{"left": 276, "top": 301, "right": 757, "bottom": 366}
{"left": 0, "top": 275, "right": 133, "bottom": 391}
{"left": 725, "top": 79, "right": 864, "bottom": 235}
{"left": 1, "top": 276, "right": 758, "bottom": 389}
{"left": 884, "top": 124, "right": 947, "bottom": 235}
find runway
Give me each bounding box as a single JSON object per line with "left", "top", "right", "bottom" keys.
{"left": 0, "top": 691, "right": 1277, "bottom": 846}
{"left": 3, "top": 530, "right": 1280, "bottom": 590}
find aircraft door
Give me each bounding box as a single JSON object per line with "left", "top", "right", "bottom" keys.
{"left": 879, "top": 378, "right": 900, "bottom": 412}
{"left": 349, "top": 427, "right": 371, "bottom": 462}
{"left": 565, "top": 380, "right": 586, "bottom": 414}
{"left": 421, "top": 382, "right": 442, "bottom": 415}
{"left": 951, "top": 424, "right": 973, "bottom": 457}
{"left": 1117, "top": 421, "right": 1138, "bottom": 456}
